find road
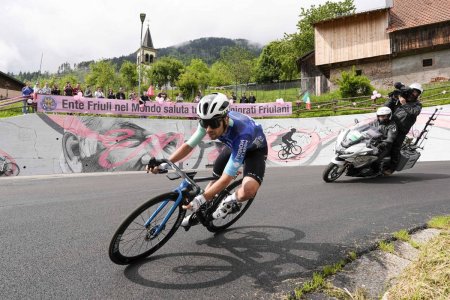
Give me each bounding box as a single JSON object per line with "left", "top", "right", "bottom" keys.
{"left": 1, "top": 162, "right": 449, "bottom": 299}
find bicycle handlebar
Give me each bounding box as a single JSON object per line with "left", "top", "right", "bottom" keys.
{"left": 147, "top": 157, "right": 203, "bottom": 197}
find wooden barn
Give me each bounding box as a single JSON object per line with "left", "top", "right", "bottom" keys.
{"left": 302, "top": 0, "right": 450, "bottom": 94}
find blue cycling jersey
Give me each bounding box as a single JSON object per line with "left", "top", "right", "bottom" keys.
{"left": 186, "top": 111, "right": 267, "bottom": 176}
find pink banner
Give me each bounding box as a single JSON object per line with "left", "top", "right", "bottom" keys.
{"left": 36, "top": 95, "right": 292, "bottom": 117}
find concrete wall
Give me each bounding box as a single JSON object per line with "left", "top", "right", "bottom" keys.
{"left": 392, "top": 48, "right": 450, "bottom": 84}
{"left": 1, "top": 105, "right": 449, "bottom": 176}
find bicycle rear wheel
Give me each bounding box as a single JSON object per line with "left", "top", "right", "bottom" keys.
{"left": 290, "top": 145, "right": 302, "bottom": 155}
{"left": 109, "top": 192, "right": 184, "bottom": 265}
{"left": 206, "top": 179, "right": 253, "bottom": 233}
{"left": 4, "top": 163, "right": 20, "bottom": 176}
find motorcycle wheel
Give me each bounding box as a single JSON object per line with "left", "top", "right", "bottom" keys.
{"left": 322, "top": 163, "right": 345, "bottom": 183}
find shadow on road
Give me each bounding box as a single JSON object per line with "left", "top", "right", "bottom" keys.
{"left": 123, "top": 226, "right": 350, "bottom": 292}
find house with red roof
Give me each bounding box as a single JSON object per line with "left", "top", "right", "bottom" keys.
{"left": 300, "top": 0, "right": 450, "bottom": 94}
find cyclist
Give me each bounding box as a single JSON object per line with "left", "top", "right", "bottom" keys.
{"left": 281, "top": 128, "right": 297, "bottom": 149}
{"left": 148, "top": 93, "right": 268, "bottom": 228}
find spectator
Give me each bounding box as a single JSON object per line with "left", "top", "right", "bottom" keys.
{"left": 231, "top": 92, "right": 237, "bottom": 102}
{"left": 21, "top": 82, "right": 34, "bottom": 114}
{"left": 64, "top": 83, "right": 73, "bottom": 96}
{"left": 240, "top": 92, "right": 248, "bottom": 104}
{"left": 107, "top": 88, "right": 116, "bottom": 99}
{"left": 41, "top": 83, "right": 51, "bottom": 95}
{"left": 84, "top": 86, "right": 93, "bottom": 98}
{"left": 33, "top": 82, "right": 41, "bottom": 94}
{"left": 51, "top": 84, "right": 61, "bottom": 95}
{"left": 193, "top": 91, "right": 202, "bottom": 103}
{"left": 129, "top": 91, "right": 137, "bottom": 101}
{"left": 175, "top": 92, "right": 184, "bottom": 103}
{"left": 116, "top": 87, "right": 126, "bottom": 100}
{"left": 94, "top": 87, "right": 104, "bottom": 98}
{"left": 73, "top": 83, "right": 82, "bottom": 95}
{"left": 248, "top": 92, "right": 256, "bottom": 103}
{"left": 140, "top": 91, "right": 150, "bottom": 104}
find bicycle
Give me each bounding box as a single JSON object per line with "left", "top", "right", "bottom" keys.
{"left": 277, "top": 141, "right": 302, "bottom": 160}
{"left": 0, "top": 157, "right": 20, "bottom": 177}
{"left": 108, "top": 158, "right": 254, "bottom": 265}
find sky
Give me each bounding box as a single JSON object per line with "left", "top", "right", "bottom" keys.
{"left": 0, "top": 0, "right": 387, "bottom": 74}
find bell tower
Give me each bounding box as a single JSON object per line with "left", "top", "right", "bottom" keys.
{"left": 137, "top": 24, "right": 157, "bottom": 67}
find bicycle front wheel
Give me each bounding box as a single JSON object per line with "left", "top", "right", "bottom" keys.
{"left": 290, "top": 145, "right": 302, "bottom": 156}
{"left": 3, "top": 163, "right": 20, "bottom": 176}
{"left": 277, "top": 148, "right": 288, "bottom": 160}
{"left": 206, "top": 179, "right": 253, "bottom": 233}
{"left": 109, "top": 192, "right": 184, "bottom": 265}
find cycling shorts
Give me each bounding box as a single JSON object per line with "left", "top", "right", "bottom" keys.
{"left": 212, "top": 146, "right": 267, "bottom": 185}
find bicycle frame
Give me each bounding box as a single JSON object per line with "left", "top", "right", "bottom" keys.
{"left": 143, "top": 179, "right": 190, "bottom": 236}
{"left": 143, "top": 158, "right": 216, "bottom": 237}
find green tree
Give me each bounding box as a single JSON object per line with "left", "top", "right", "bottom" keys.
{"left": 209, "top": 61, "right": 233, "bottom": 87}
{"left": 119, "top": 61, "right": 137, "bottom": 91}
{"left": 254, "top": 41, "right": 282, "bottom": 83}
{"left": 220, "top": 46, "right": 255, "bottom": 87}
{"left": 85, "top": 60, "right": 118, "bottom": 91}
{"left": 290, "top": 0, "right": 355, "bottom": 57}
{"left": 145, "top": 57, "right": 184, "bottom": 88}
{"left": 177, "top": 71, "right": 200, "bottom": 100}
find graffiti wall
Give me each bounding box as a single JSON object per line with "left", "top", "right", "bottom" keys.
{"left": 0, "top": 105, "right": 449, "bottom": 176}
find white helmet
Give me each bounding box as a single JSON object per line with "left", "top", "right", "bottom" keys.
{"left": 377, "top": 106, "right": 392, "bottom": 117}
{"left": 197, "top": 93, "right": 230, "bottom": 120}
{"left": 409, "top": 83, "right": 423, "bottom": 95}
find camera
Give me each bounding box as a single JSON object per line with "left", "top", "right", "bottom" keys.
{"left": 388, "top": 82, "right": 412, "bottom": 101}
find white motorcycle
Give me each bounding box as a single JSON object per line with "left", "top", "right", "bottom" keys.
{"left": 322, "top": 107, "right": 442, "bottom": 182}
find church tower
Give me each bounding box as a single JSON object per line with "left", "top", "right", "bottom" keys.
{"left": 137, "top": 25, "right": 157, "bottom": 67}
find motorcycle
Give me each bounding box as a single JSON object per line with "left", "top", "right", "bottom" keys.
{"left": 322, "top": 107, "right": 442, "bottom": 182}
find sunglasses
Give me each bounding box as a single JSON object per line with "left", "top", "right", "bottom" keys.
{"left": 199, "top": 117, "right": 223, "bottom": 129}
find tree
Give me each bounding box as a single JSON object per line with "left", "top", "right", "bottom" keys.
{"left": 209, "top": 61, "right": 233, "bottom": 87}
{"left": 177, "top": 59, "right": 210, "bottom": 99}
{"left": 220, "top": 46, "right": 255, "bottom": 87}
{"left": 119, "top": 61, "right": 137, "bottom": 91}
{"left": 254, "top": 42, "right": 282, "bottom": 83}
{"left": 85, "top": 60, "right": 119, "bottom": 91}
{"left": 145, "top": 57, "right": 184, "bottom": 88}
{"left": 290, "top": 0, "right": 355, "bottom": 57}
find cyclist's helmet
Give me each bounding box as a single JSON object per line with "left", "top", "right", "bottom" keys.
{"left": 197, "top": 93, "right": 230, "bottom": 120}
{"left": 376, "top": 107, "right": 392, "bottom": 124}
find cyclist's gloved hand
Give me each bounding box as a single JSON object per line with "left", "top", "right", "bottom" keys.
{"left": 182, "top": 194, "right": 206, "bottom": 212}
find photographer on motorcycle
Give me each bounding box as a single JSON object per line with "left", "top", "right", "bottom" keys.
{"left": 383, "top": 82, "right": 423, "bottom": 174}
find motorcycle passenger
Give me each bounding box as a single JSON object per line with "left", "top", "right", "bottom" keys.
{"left": 282, "top": 128, "right": 297, "bottom": 149}
{"left": 148, "top": 93, "right": 268, "bottom": 228}
{"left": 372, "top": 107, "right": 397, "bottom": 165}
{"left": 384, "top": 83, "right": 423, "bottom": 174}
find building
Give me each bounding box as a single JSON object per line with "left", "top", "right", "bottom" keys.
{"left": 0, "top": 71, "right": 25, "bottom": 99}
{"left": 302, "top": 0, "right": 450, "bottom": 94}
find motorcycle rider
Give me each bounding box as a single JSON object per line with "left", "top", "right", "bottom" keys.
{"left": 384, "top": 83, "right": 423, "bottom": 174}
{"left": 372, "top": 107, "right": 397, "bottom": 169}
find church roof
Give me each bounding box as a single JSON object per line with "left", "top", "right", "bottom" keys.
{"left": 142, "top": 26, "right": 154, "bottom": 49}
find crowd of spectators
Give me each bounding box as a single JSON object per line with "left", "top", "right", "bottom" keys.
{"left": 20, "top": 81, "right": 258, "bottom": 114}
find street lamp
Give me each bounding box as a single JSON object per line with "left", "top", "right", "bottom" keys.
{"left": 138, "top": 13, "right": 146, "bottom": 97}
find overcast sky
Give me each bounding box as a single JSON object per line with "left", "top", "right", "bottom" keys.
{"left": 1, "top": 0, "right": 386, "bottom": 74}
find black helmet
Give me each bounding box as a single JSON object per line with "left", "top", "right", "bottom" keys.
{"left": 290, "top": 128, "right": 296, "bottom": 132}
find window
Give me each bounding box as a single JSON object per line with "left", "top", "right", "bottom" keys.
{"left": 355, "top": 69, "right": 362, "bottom": 76}
{"left": 423, "top": 59, "right": 433, "bottom": 67}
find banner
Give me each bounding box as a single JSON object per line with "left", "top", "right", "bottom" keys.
{"left": 36, "top": 95, "right": 292, "bottom": 117}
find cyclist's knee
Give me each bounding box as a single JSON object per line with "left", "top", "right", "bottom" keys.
{"left": 237, "top": 176, "right": 260, "bottom": 200}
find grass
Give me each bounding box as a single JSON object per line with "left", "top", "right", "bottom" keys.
{"left": 385, "top": 215, "right": 450, "bottom": 300}
{"left": 378, "top": 241, "right": 395, "bottom": 253}
{"left": 427, "top": 215, "right": 450, "bottom": 229}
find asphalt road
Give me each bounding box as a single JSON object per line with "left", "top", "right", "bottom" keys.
{"left": 1, "top": 162, "right": 449, "bottom": 299}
